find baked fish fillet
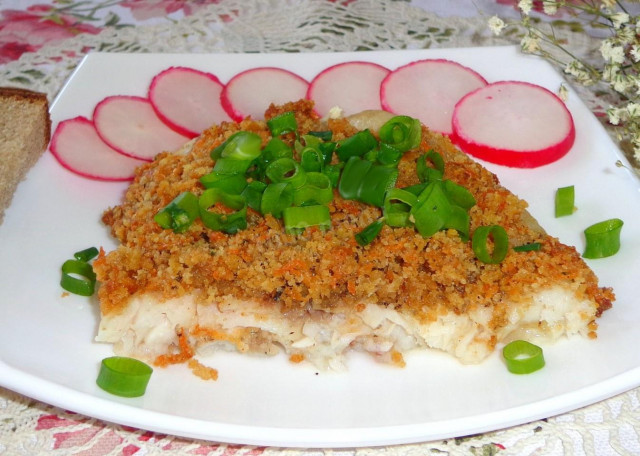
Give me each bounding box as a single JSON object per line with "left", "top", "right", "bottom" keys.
{"left": 93, "top": 100, "right": 613, "bottom": 370}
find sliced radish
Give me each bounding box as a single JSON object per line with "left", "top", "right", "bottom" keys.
{"left": 451, "top": 81, "right": 575, "bottom": 168}
{"left": 93, "top": 95, "right": 190, "bottom": 161}
{"left": 149, "top": 66, "right": 232, "bottom": 138}
{"left": 220, "top": 67, "right": 309, "bottom": 121}
{"left": 306, "top": 61, "right": 390, "bottom": 118}
{"left": 380, "top": 59, "right": 487, "bottom": 135}
{"left": 50, "top": 117, "right": 145, "bottom": 181}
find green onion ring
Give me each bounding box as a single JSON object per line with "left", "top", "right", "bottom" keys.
{"left": 265, "top": 157, "right": 307, "bottom": 189}
{"left": 416, "top": 150, "right": 445, "bottom": 183}
{"left": 154, "top": 191, "right": 200, "bottom": 233}
{"left": 378, "top": 115, "right": 421, "bottom": 152}
{"left": 267, "top": 111, "right": 298, "bottom": 137}
{"left": 96, "top": 356, "right": 153, "bottom": 397}
{"left": 260, "top": 182, "right": 294, "bottom": 218}
{"left": 555, "top": 185, "right": 575, "bottom": 217}
{"left": 293, "top": 172, "right": 333, "bottom": 206}
{"left": 283, "top": 205, "right": 331, "bottom": 234}
{"left": 513, "top": 242, "right": 541, "bottom": 252}
{"left": 383, "top": 188, "right": 417, "bottom": 228}
{"left": 335, "top": 130, "right": 377, "bottom": 161}
{"left": 74, "top": 247, "right": 99, "bottom": 262}
{"left": 502, "top": 340, "right": 545, "bottom": 374}
{"left": 583, "top": 218, "right": 624, "bottom": 259}
{"left": 472, "top": 225, "right": 509, "bottom": 264}
{"left": 411, "top": 181, "right": 452, "bottom": 238}
{"left": 211, "top": 131, "right": 263, "bottom": 161}
{"left": 198, "top": 188, "right": 247, "bottom": 234}
{"left": 355, "top": 218, "right": 385, "bottom": 246}
{"left": 61, "top": 259, "right": 96, "bottom": 296}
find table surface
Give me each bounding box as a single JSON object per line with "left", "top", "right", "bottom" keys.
{"left": 1, "top": 1, "right": 639, "bottom": 455}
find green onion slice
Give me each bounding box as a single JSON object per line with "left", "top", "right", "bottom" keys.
{"left": 266, "top": 157, "right": 307, "bottom": 189}
{"left": 200, "top": 172, "right": 248, "bottom": 194}
{"left": 211, "top": 131, "right": 263, "bottom": 161}
{"left": 283, "top": 205, "right": 331, "bottom": 234}
{"left": 260, "top": 182, "right": 294, "bottom": 218}
{"left": 583, "top": 218, "right": 623, "bottom": 259}
{"left": 307, "top": 130, "right": 333, "bottom": 142}
{"left": 555, "top": 185, "right": 575, "bottom": 217}
{"left": 355, "top": 218, "right": 385, "bottom": 246}
{"left": 377, "top": 143, "right": 403, "bottom": 166}
{"left": 383, "top": 188, "right": 417, "bottom": 228}
{"left": 74, "top": 247, "right": 99, "bottom": 262}
{"left": 335, "top": 129, "right": 377, "bottom": 161}
{"left": 358, "top": 164, "right": 399, "bottom": 207}
{"left": 294, "top": 172, "right": 333, "bottom": 206}
{"left": 96, "top": 356, "right": 153, "bottom": 397}
{"left": 61, "top": 259, "right": 97, "bottom": 296}
{"left": 300, "top": 147, "right": 324, "bottom": 172}
{"left": 411, "top": 181, "right": 452, "bottom": 238}
{"left": 444, "top": 205, "right": 471, "bottom": 241}
{"left": 154, "top": 191, "right": 200, "bottom": 233}
{"left": 198, "top": 189, "right": 247, "bottom": 234}
{"left": 267, "top": 111, "right": 297, "bottom": 137}
{"left": 339, "top": 156, "right": 372, "bottom": 201}
{"left": 472, "top": 225, "right": 509, "bottom": 264}
{"left": 502, "top": 340, "right": 545, "bottom": 374}
{"left": 416, "top": 150, "right": 444, "bottom": 183}
{"left": 241, "top": 180, "right": 267, "bottom": 212}
{"left": 378, "top": 115, "right": 421, "bottom": 152}
{"left": 513, "top": 242, "right": 541, "bottom": 252}
{"left": 443, "top": 179, "right": 476, "bottom": 210}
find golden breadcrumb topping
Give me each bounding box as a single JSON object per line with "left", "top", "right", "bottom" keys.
{"left": 94, "top": 100, "right": 613, "bottom": 331}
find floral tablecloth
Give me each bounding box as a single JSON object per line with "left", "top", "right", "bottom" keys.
{"left": 1, "top": 1, "right": 639, "bottom": 455}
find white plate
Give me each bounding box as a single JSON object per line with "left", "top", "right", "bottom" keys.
{"left": 1, "top": 46, "right": 639, "bottom": 448}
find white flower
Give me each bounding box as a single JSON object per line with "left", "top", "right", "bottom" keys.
{"left": 558, "top": 83, "right": 569, "bottom": 102}
{"left": 542, "top": 0, "right": 558, "bottom": 16}
{"left": 488, "top": 16, "right": 507, "bottom": 35}
{"left": 612, "top": 73, "right": 631, "bottom": 93}
{"left": 626, "top": 103, "right": 640, "bottom": 118}
{"left": 520, "top": 34, "right": 540, "bottom": 53}
{"left": 601, "top": 0, "right": 617, "bottom": 9}
{"left": 610, "top": 12, "right": 630, "bottom": 29}
{"left": 631, "top": 45, "right": 640, "bottom": 63}
{"left": 600, "top": 40, "right": 625, "bottom": 64}
{"left": 518, "top": 0, "right": 533, "bottom": 15}
{"left": 607, "top": 107, "right": 622, "bottom": 126}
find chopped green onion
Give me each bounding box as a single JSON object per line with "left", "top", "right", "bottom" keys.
{"left": 324, "top": 163, "right": 343, "bottom": 188}
{"left": 260, "top": 182, "right": 294, "bottom": 218}
{"left": 411, "top": 181, "right": 452, "bottom": 238}
{"left": 283, "top": 205, "right": 331, "bottom": 234}
{"left": 472, "top": 225, "right": 509, "bottom": 264}
{"left": 583, "top": 218, "right": 623, "bottom": 259}
{"left": 555, "top": 185, "right": 575, "bottom": 217}
{"left": 513, "top": 242, "right": 541, "bottom": 252}
{"left": 358, "top": 164, "right": 398, "bottom": 207}
{"left": 211, "top": 131, "right": 263, "bottom": 161}
{"left": 355, "top": 218, "right": 385, "bottom": 246}
{"left": 502, "top": 340, "right": 545, "bottom": 374}
{"left": 443, "top": 205, "right": 471, "bottom": 241}
{"left": 402, "top": 183, "right": 427, "bottom": 196}
{"left": 267, "top": 111, "right": 297, "bottom": 137}
{"left": 154, "top": 191, "right": 200, "bottom": 233}
{"left": 335, "top": 129, "right": 377, "bottom": 161}
{"left": 60, "top": 259, "right": 96, "bottom": 296}
{"left": 241, "top": 180, "right": 267, "bottom": 212}
{"left": 378, "top": 115, "right": 421, "bottom": 152}
{"left": 212, "top": 157, "right": 252, "bottom": 175}
{"left": 383, "top": 188, "right": 417, "bottom": 227}
{"left": 443, "top": 180, "right": 476, "bottom": 210}
{"left": 198, "top": 189, "right": 247, "bottom": 234}
{"left": 339, "top": 156, "right": 372, "bottom": 201}
{"left": 294, "top": 172, "right": 333, "bottom": 206}
{"left": 300, "top": 147, "right": 324, "bottom": 172}
{"left": 377, "top": 143, "right": 403, "bottom": 166}
{"left": 307, "top": 130, "right": 332, "bottom": 141}
{"left": 96, "top": 356, "right": 153, "bottom": 397}
{"left": 74, "top": 246, "right": 99, "bottom": 262}
{"left": 266, "top": 157, "right": 307, "bottom": 189}
{"left": 416, "top": 150, "right": 444, "bottom": 182}
{"left": 199, "top": 172, "right": 248, "bottom": 194}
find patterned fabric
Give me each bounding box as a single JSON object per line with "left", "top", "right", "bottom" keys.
{"left": 1, "top": 1, "right": 638, "bottom": 455}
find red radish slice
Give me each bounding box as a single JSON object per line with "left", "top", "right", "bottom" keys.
{"left": 220, "top": 67, "right": 309, "bottom": 121}
{"left": 50, "top": 117, "right": 145, "bottom": 181}
{"left": 451, "top": 81, "right": 575, "bottom": 168}
{"left": 381, "top": 59, "right": 487, "bottom": 135}
{"left": 93, "top": 95, "right": 190, "bottom": 161}
{"left": 307, "top": 61, "right": 390, "bottom": 118}
{"left": 149, "top": 66, "right": 232, "bottom": 138}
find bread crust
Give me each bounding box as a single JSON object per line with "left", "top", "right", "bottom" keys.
{"left": 0, "top": 87, "right": 51, "bottom": 223}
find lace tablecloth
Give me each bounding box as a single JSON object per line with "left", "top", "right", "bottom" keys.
{"left": 1, "top": 1, "right": 639, "bottom": 454}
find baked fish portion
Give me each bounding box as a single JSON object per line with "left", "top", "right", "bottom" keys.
{"left": 94, "top": 100, "right": 613, "bottom": 370}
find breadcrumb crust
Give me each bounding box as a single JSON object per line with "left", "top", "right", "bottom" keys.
{"left": 94, "top": 100, "right": 613, "bottom": 344}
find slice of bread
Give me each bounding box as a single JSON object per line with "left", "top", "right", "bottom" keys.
{"left": 0, "top": 87, "right": 51, "bottom": 224}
